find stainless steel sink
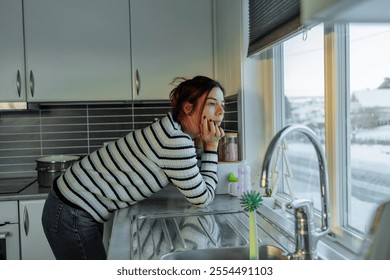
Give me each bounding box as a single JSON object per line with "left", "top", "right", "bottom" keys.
{"left": 128, "top": 208, "right": 287, "bottom": 260}
{"left": 160, "top": 245, "right": 288, "bottom": 260}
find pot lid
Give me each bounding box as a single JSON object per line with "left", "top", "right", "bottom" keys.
{"left": 36, "top": 155, "right": 80, "bottom": 163}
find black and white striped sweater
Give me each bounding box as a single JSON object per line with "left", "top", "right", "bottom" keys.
{"left": 56, "top": 113, "right": 218, "bottom": 223}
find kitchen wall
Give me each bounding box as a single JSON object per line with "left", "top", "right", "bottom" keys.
{"left": 0, "top": 95, "right": 239, "bottom": 179}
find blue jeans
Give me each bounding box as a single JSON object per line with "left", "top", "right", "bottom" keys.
{"left": 41, "top": 191, "right": 106, "bottom": 260}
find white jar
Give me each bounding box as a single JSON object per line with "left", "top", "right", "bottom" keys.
{"left": 224, "top": 133, "right": 238, "bottom": 162}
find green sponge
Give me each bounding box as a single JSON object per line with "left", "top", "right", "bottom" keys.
{"left": 228, "top": 172, "right": 238, "bottom": 182}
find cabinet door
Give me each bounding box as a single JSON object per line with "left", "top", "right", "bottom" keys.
{"left": 0, "top": 0, "right": 26, "bottom": 102}
{"left": 215, "top": 0, "right": 242, "bottom": 97}
{"left": 23, "top": 0, "right": 132, "bottom": 102}
{"left": 130, "top": 0, "right": 214, "bottom": 100}
{"left": 19, "top": 199, "right": 55, "bottom": 260}
{"left": 0, "top": 201, "right": 20, "bottom": 260}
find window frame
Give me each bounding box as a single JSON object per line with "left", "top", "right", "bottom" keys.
{"left": 269, "top": 23, "right": 368, "bottom": 255}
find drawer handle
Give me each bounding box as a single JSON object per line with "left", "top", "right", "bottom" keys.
{"left": 135, "top": 69, "right": 141, "bottom": 96}
{"left": 29, "top": 70, "right": 35, "bottom": 98}
{"left": 16, "top": 70, "right": 22, "bottom": 97}
{"left": 23, "top": 206, "right": 29, "bottom": 236}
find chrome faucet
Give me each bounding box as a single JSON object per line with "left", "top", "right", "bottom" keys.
{"left": 260, "top": 124, "right": 331, "bottom": 260}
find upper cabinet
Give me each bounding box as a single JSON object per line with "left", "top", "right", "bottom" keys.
{"left": 1, "top": 0, "right": 215, "bottom": 104}
{"left": 130, "top": 0, "right": 214, "bottom": 100}
{"left": 0, "top": 0, "right": 26, "bottom": 104}
{"left": 23, "top": 0, "right": 132, "bottom": 102}
{"left": 214, "top": 0, "right": 243, "bottom": 97}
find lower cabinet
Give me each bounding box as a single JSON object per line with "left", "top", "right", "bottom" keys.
{"left": 19, "top": 199, "right": 55, "bottom": 260}
{"left": 0, "top": 201, "right": 20, "bottom": 260}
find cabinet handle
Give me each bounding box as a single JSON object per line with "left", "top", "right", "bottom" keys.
{"left": 23, "top": 206, "right": 29, "bottom": 237}
{"left": 16, "top": 70, "right": 22, "bottom": 97}
{"left": 29, "top": 70, "right": 35, "bottom": 98}
{"left": 135, "top": 69, "right": 141, "bottom": 96}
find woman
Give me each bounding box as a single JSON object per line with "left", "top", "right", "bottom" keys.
{"left": 41, "top": 76, "right": 225, "bottom": 259}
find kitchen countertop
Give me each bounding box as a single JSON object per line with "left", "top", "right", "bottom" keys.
{"left": 0, "top": 177, "right": 51, "bottom": 201}
{"left": 107, "top": 185, "right": 279, "bottom": 260}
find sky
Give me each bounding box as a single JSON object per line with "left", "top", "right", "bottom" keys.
{"left": 282, "top": 23, "right": 390, "bottom": 97}
{"left": 349, "top": 23, "right": 390, "bottom": 92}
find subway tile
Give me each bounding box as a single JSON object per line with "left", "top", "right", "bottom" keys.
{"left": 0, "top": 126, "right": 40, "bottom": 134}
{"left": 88, "top": 107, "right": 132, "bottom": 117}
{"left": 0, "top": 141, "right": 41, "bottom": 150}
{"left": 88, "top": 115, "right": 133, "bottom": 124}
{"left": 89, "top": 139, "right": 117, "bottom": 147}
{"left": 0, "top": 156, "right": 38, "bottom": 165}
{"left": 41, "top": 147, "right": 88, "bottom": 156}
{"left": 40, "top": 109, "right": 87, "bottom": 118}
{"left": 41, "top": 124, "right": 88, "bottom": 133}
{"left": 41, "top": 117, "right": 87, "bottom": 125}
{"left": 0, "top": 133, "right": 40, "bottom": 142}
{"left": 41, "top": 139, "right": 88, "bottom": 148}
{"left": 41, "top": 132, "right": 87, "bottom": 141}
{"left": 89, "top": 131, "right": 128, "bottom": 140}
{"left": 0, "top": 148, "right": 41, "bottom": 158}
{"left": 89, "top": 123, "right": 133, "bottom": 132}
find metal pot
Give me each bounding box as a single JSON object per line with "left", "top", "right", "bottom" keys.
{"left": 36, "top": 155, "right": 80, "bottom": 187}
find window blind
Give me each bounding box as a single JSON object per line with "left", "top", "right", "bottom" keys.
{"left": 248, "top": 0, "right": 301, "bottom": 56}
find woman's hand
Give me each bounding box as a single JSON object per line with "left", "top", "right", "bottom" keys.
{"left": 200, "top": 116, "right": 225, "bottom": 151}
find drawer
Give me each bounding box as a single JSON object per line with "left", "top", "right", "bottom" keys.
{"left": 0, "top": 201, "right": 18, "bottom": 224}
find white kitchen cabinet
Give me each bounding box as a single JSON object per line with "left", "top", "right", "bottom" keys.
{"left": 19, "top": 199, "right": 55, "bottom": 260}
{"left": 215, "top": 0, "right": 243, "bottom": 97}
{"left": 1, "top": 0, "right": 215, "bottom": 103}
{"left": 0, "top": 201, "right": 20, "bottom": 260}
{"left": 23, "top": 0, "right": 132, "bottom": 102}
{"left": 0, "top": 0, "right": 26, "bottom": 104}
{"left": 130, "top": 0, "right": 214, "bottom": 100}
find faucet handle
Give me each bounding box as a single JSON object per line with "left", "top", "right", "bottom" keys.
{"left": 288, "top": 198, "right": 330, "bottom": 249}
{"left": 288, "top": 198, "right": 313, "bottom": 217}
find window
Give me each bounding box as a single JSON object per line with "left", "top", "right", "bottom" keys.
{"left": 274, "top": 24, "right": 325, "bottom": 211}
{"left": 348, "top": 23, "right": 390, "bottom": 233}
{"left": 269, "top": 22, "right": 390, "bottom": 253}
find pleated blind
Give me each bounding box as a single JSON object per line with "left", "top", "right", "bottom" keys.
{"left": 248, "top": 0, "right": 301, "bottom": 56}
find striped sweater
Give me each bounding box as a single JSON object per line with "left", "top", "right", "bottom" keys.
{"left": 56, "top": 113, "right": 218, "bottom": 223}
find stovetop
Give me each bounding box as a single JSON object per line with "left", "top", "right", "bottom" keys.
{"left": 0, "top": 177, "right": 38, "bottom": 194}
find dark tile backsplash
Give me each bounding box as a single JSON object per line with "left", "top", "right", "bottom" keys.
{"left": 0, "top": 95, "right": 238, "bottom": 178}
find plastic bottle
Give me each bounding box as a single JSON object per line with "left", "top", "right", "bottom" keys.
{"left": 237, "top": 161, "right": 251, "bottom": 197}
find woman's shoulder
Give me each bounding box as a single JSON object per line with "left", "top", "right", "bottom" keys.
{"left": 157, "top": 113, "right": 191, "bottom": 140}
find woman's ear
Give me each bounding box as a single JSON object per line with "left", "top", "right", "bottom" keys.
{"left": 183, "top": 101, "right": 193, "bottom": 115}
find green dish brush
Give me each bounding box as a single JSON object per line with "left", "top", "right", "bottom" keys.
{"left": 240, "top": 190, "right": 262, "bottom": 260}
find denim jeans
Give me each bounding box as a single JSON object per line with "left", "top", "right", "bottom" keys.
{"left": 41, "top": 191, "right": 106, "bottom": 260}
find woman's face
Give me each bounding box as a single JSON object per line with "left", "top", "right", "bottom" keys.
{"left": 181, "top": 87, "right": 225, "bottom": 138}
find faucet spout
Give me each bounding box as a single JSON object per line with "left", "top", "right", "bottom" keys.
{"left": 260, "top": 124, "right": 331, "bottom": 259}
